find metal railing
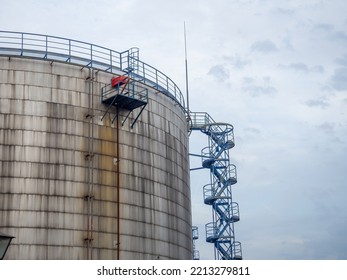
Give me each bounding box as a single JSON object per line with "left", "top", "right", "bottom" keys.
{"left": 189, "top": 111, "right": 215, "bottom": 130}
{"left": 0, "top": 31, "right": 185, "bottom": 110}
{"left": 101, "top": 79, "right": 148, "bottom": 104}
{"left": 192, "top": 226, "right": 200, "bottom": 260}
{"left": 232, "top": 241, "right": 243, "bottom": 260}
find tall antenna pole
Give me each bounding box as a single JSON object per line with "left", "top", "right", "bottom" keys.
{"left": 184, "top": 21, "right": 190, "bottom": 115}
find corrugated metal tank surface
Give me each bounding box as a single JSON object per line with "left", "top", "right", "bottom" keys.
{"left": 0, "top": 57, "right": 192, "bottom": 259}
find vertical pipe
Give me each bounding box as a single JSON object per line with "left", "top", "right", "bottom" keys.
{"left": 85, "top": 68, "right": 95, "bottom": 260}
{"left": 90, "top": 68, "right": 95, "bottom": 258}
{"left": 116, "top": 109, "right": 120, "bottom": 260}
{"left": 87, "top": 68, "right": 92, "bottom": 260}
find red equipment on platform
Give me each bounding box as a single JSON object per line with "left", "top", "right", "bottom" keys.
{"left": 111, "top": 76, "right": 128, "bottom": 87}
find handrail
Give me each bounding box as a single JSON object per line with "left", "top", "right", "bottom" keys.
{"left": 101, "top": 79, "right": 148, "bottom": 103}
{"left": 192, "top": 226, "right": 199, "bottom": 240}
{"left": 0, "top": 31, "right": 185, "bottom": 110}
{"left": 189, "top": 111, "right": 215, "bottom": 130}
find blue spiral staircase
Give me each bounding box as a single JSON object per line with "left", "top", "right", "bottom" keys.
{"left": 190, "top": 112, "right": 242, "bottom": 260}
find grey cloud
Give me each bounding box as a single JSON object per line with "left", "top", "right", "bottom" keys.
{"left": 275, "top": 8, "right": 295, "bottom": 16}
{"left": 330, "top": 67, "right": 347, "bottom": 91}
{"left": 312, "top": 23, "right": 334, "bottom": 32}
{"left": 242, "top": 76, "right": 277, "bottom": 97}
{"left": 251, "top": 40, "right": 278, "bottom": 53}
{"left": 223, "top": 54, "right": 249, "bottom": 69}
{"left": 282, "top": 37, "right": 295, "bottom": 51}
{"left": 315, "top": 122, "right": 346, "bottom": 146}
{"left": 311, "top": 65, "right": 324, "bottom": 73}
{"left": 312, "top": 24, "right": 347, "bottom": 45}
{"left": 244, "top": 127, "right": 261, "bottom": 135}
{"left": 302, "top": 225, "right": 347, "bottom": 259}
{"left": 316, "top": 122, "right": 335, "bottom": 134}
{"left": 207, "top": 64, "right": 229, "bottom": 82}
{"left": 330, "top": 31, "right": 347, "bottom": 44}
{"left": 243, "top": 77, "right": 254, "bottom": 84}
{"left": 335, "top": 53, "right": 347, "bottom": 67}
{"left": 279, "top": 63, "right": 324, "bottom": 73}
{"left": 288, "top": 63, "right": 309, "bottom": 72}
{"left": 304, "top": 98, "right": 329, "bottom": 109}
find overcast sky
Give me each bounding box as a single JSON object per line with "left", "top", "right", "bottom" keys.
{"left": 1, "top": 0, "right": 347, "bottom": 260}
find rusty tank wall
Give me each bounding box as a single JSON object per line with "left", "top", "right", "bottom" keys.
{"left": 0, "top": 57, "right": 191, "bottom": 259}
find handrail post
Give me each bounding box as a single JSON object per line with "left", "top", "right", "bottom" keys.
{"left": 110, "top": 50, "right": 112, "bottom": 72}
{"left": 90, "top": 44, "right": 93, "bottom": 68}
{"left": 155, "top": 69, "right": 158, "bottom": 90}
{"left": 142, "top": 63, "right": 145, "bottom": 80}
{"left": 68, "top": 39, "right": 71, "bottom": 62}
{"left": 120, "top": 51, "right": 123, "bottom": 71}
{"left": 20, "top": 33, "right": 23, "bottom": 56}
{"left": 132, "top": 80, "right": 135, "bottom": 98}
{"left": 166, "top": 77, "right": 169, "bottom": 93}
{"left": 45, "top": 35, "right": 48, "bottom": 59}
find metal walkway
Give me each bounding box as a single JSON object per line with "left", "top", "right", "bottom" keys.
{"left": 190, "top": 112, "right": 242, "bottom": 260}
{"left": 100, "top": 73, "right": 148, "bottom": 128}
{"left": 0, "top": 31, "right": 185, "bottom": 111}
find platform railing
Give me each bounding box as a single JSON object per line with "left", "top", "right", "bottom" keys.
{"left": 189, "top": 111, "right": 215, "bottom": 130}
{"left": 232, "top": 241, "right": 243, "bottom": 260}
{"left": 0, "top": 31, "right": 185, "bottom": 110}
{"left": 101, "top": 79, "right": 148, "bottom": 103}
{"left": 192, "top": 226, "right": 199, "bottom": 240}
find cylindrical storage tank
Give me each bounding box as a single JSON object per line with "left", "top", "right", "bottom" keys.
{"left": 0, "top": 33, "right": 191, "bottom": 259}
